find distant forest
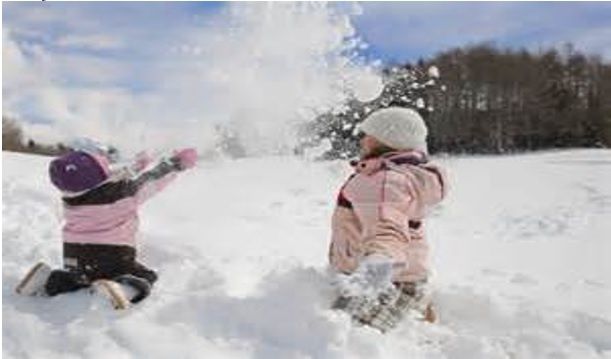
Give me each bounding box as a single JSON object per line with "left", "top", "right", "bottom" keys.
{"left": 2, "top": 117, "right": 68, "bottom": 156}
{"left": 4, "top": 43, "right": 611, "bottom": 158}
{"left": 308, "top": 43, "right": 611, "bottom": 158}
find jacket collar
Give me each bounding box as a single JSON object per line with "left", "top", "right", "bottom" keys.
{"left": 350, "top": 150, "right": 427, "bottom": 175}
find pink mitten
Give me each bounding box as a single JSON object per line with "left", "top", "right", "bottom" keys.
{"left": 173, "top": 148, "right": 198, "bottom": 170}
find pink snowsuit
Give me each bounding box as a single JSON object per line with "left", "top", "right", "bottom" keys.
{"left": 329, "top": 150, "right": 447, "bottom": 283}
{"left": 43, "top": 151, "right": 195, "bottom": 298}
{"left": 62, "top": 158, "right": 177, "bottom": 248}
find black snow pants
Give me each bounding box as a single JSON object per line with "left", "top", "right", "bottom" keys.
{"left": 45, "top": 243, "right": 157, "bottom": 296}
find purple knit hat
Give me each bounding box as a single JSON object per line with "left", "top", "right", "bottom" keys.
{"left": 49, "top": 151, "right": 110, "bottom": 193}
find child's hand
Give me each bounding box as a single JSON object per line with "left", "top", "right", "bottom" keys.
{"left": 337, "top": 254, "right": 396, "bottom": 299}
{"left": 171, "top": 148, "right": 198, "bottom": 170}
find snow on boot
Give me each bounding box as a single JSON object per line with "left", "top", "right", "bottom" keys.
{"left": 91, "top": 279, "right": 130, "bottom": 310}
{"left": 393, "top": 281, "right": 434, "bottom": 322}
{"left": 334, "top": 282, "right": 426, "bottom": 332}
{"left": 15, "top": 262, "right": 52, "bottom": 296}
{"left": 364, "top": 280, "right": 435, "bottom": 331}
{"left": 340, "top": 295, "right": 380, "bottom": 322}
{"left": 333, "top": 287, "right": 400, "bottom": 330}
{"left": 114, "top": 274, "right": 152, "bottom": 304}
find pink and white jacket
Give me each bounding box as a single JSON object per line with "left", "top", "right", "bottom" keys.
{"left": 329, "top": 150, "right": 448, "bottom": 283}
{"left": 61, "top": 156, "right": 179, "bottom": 248}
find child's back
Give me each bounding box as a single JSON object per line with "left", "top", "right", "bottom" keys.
{"left": 329, "top": 107, "right": 447, "bottom": 331}
{"left": 16, "top": 148, "right": 197, "bottom": 307}
{"left": 330, "top": 150, "right": 447, "bottom": 283}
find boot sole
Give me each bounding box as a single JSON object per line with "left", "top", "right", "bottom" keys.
{"left": 15, "top": 262, "right": 50, "bottom": 295}
{"left": 92, "top": 280, "right": 130, "bottom": 310}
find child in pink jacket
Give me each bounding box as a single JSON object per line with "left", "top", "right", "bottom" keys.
{"left": 16, "top": 146, "right": 198, "bottom": 306}
{"left": 330, "top": 107, "right": 447, "bottom": 331}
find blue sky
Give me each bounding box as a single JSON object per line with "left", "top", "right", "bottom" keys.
{"left": 353, "top": 2, "right": 611, "bottom": 63}
{"left": 4, "top": 2, "right": 611, "bottom": 64}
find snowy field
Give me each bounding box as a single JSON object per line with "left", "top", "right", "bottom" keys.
{"left": 3, "top": 149, "right": 611, "bottom": 359}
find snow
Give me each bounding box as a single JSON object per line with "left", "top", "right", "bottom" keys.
{"left": 428, "top": 66, "right": 440, "bottom": 78}
{"left": 3, "top": 149, "right": 611, "bottom": 358}
{"left": 348, "top": 69, "right": 384, "bottom": 103}
{"left": 416, "top": 98, "right": 426, "bottom": 109}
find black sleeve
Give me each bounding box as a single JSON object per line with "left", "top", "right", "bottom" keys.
{"left": 63, "top": 180, "right": 138, "bottom": 206}
{"left": 132, "top": 158, "right": 180, "bottom": 191}
{"left": 63, "top": 158, "right": 181, "bottom": 206}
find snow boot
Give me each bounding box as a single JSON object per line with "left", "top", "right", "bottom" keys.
{"left": 15, "top": 262, "right": 52, "bottom": 296}
{"left": 91, "top": 279, "right": 131, "bottom": 310}
{"left": 114, "top": 274, "right": 152, "bottom": 304}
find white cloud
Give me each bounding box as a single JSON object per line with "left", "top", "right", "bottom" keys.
{"left": 2, "top": 29, "right": 34, "bottom": 89}
{"left": 3, "top": 24, "right": 148, "bottom": 149}
{"left": 55, "top": 34, "right": 124, "bottom": 51}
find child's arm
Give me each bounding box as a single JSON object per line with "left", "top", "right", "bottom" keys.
{"left": 420, "top": 163, "right": 448, "bottom": 205}
{"left": 347, "top": 172, "right": 416, "bottom": 278}
{"left": 367, "top": 183, "right": 411, "bottom": 267}
{"left": 355, "top": 166, "right": 446, "bottom": 273}
{"left": 133, "top": 148, "right": 197, "bottom": 204}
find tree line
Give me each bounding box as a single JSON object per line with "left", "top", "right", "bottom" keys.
{"left": 2, "top": 116, "right": 69, "bottom": 156}
{"left": 306, "top": 43, "right": 611, "bottom": 158}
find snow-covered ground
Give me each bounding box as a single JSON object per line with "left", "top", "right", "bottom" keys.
{"left": 3, "top": 149, "right": 611, "bottom": 358}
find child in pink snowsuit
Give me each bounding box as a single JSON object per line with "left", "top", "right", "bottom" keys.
{"left": 17, "top": 147, "right": 198, "bottom": 304}
{"left": 329, "top": 107, "right": 447, "bottom": 330}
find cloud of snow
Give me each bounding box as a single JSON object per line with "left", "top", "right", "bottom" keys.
{"left": 2, "top": 3, "right": 382, "bottom": 156}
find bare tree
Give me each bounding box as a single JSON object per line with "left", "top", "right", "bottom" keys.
{"left": 2, "top": 116, "right": 24, "bottom": 151}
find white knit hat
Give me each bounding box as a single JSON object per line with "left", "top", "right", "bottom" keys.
{"left": 359, "top": 107, "right": 428, "bottom": 153}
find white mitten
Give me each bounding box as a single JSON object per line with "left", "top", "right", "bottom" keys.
{"left": 337, "top": 254, "right": 396, "bottom": 299}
